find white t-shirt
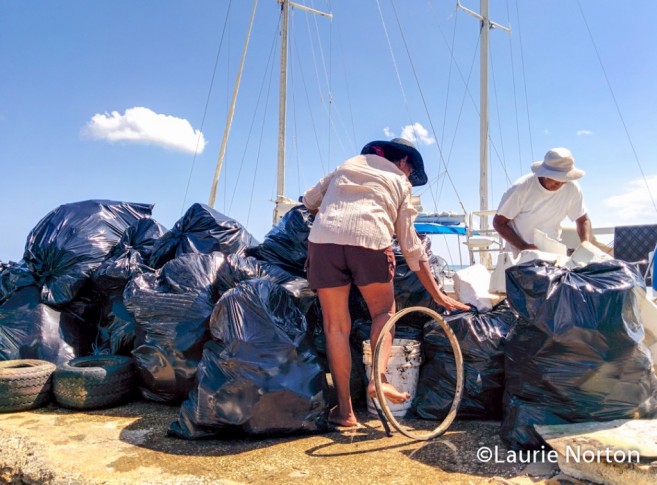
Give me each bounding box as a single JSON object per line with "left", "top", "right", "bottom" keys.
{"left": 496, "top": 173, "right": 587, "bottom": 253}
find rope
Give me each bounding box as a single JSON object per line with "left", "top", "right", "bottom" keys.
{"left": 576, "top": 0, "right": 657, "bottom": 214}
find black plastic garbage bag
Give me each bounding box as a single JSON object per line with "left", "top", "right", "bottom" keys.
{"left": 221, "top": 254, "right": 316, "bottom": 314}
{"left": 93, "top": 218, "right": 167, "bottom": 293}
{"left": 414, "top": 301, "right": 517, "bottom": 420}
{"left": 0, "top": 286, "right": 94, "bottom": 363}
{"left": 245, "top": 205, "right": 313, "bottom": 277}
{"left": 23, "top": 199, "right": 153, "bottom": 306}
{"left": 125, "top": 252, "right": 227, "bottom": 403}
{"left": 501, "top": 260, "right": 657, "bottom": 450}
{"left": 169, "top": 279, "right": 329, "bottom": 439}
{"left": 392, "top": 236, "right": 453, "bottom": 334}
{"left": 0, "top": 260, "right": 36, "bottom": 304}
{"left": 92, "top": 218, "right": 167, "bottom": 355}
{"left": 393, "top": 235, "right": 437, "bottom": 308}
{"left": 148, "top": 203, "right": 257, "bottom": 269}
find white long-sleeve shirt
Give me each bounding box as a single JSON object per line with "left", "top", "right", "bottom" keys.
{"left": 302, "top": 154, "right": 428, "bottom": 271}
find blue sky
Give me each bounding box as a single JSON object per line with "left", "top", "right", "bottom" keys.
{"left": 1, "top": 0, "right": 656, "bottom": 263}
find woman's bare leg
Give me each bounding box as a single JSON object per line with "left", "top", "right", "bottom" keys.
{"left": 317, "top": 284, "right": 359, "bottom": 427}
{"left": 358, "top": 281, "right": 410, "bottom": 403}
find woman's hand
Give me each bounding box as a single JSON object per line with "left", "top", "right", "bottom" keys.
{"left": 414, "top": 259, "right": 470, "bottom": 313}
{"left": 434, "top": 292, "right": 470, "bottom": 312}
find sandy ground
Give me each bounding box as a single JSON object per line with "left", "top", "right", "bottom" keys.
{"left": 0, "top": 398, "right": 585, "bottom": 485}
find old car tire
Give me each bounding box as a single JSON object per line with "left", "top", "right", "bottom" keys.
{"left": 53, "top": 355, "right": 135, "bottom": 410}
{"left": 0, "top": 359, "right": 57, "bottom": 413}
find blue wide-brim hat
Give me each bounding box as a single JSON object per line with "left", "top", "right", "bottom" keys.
{"left": 361, "top": 138, "right": 428, "bottom": 187}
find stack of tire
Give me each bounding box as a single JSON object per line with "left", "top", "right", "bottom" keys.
{"left": 0, "top": 355, "right": 135, "bottom": 412}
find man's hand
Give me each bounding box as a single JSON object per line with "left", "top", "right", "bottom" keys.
{"left": 493, "top": 214, "right": 536, "bottom": 252}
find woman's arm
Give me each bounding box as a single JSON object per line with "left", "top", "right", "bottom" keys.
{"left": 301, "top": 170, "right": 336, "bottom": 213}
{"left": 415, "top": 259, "right": 469, "bottom": 312}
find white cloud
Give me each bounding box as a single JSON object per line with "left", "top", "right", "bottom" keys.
{"left": 82, "top": 107, "right": 206, "bottom": 154}
{"left": 383, "top": 126, "right": 395, "bottom": 138}
{"left": 577, "top": 129, "right": 593, "bottom": 136}
{"left": 399, "top": 122, "right": 436, "bottom": 145}
{"left": 603, "top": 174, "right": 657, "bottom": 225}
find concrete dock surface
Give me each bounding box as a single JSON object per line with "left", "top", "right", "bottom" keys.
{"left": 0, "top": 399, "right": 578, "bottom": 485}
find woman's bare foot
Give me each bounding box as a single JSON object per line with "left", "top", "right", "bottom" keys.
{"left": 328, "top": 405, "right": 360, "bottom": 428}
{"left": 367, "top": 380, "right": 410, "bottom": 404}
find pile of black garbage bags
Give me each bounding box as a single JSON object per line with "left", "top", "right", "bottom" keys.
{"left": 2, "top": 199, "right": 656, "bottom": 447}
{"left": 414, "top": 258, "right": 657, "bottom": 450}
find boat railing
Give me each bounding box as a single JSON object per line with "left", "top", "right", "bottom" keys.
{"left": 464, "top": 210, "right": 503, "bottom": 270}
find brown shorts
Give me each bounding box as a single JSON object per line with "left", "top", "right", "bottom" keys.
{"left": 306, "top": 242, "right": 395, "bottom": 290}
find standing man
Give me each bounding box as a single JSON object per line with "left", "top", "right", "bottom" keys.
{"left": 493, "top": 147, "right": 592, "bottom": 255}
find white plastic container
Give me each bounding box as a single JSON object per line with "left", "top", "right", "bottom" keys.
{"left": 362, "top": 339, "right": 422, "bottom": 417}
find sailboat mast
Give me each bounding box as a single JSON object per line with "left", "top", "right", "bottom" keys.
{"left": 457, "top": 1, "right": 510, "bottom": 230}
{"left": 480, "top": 0, "right": 490, "bottom": 231}
{"left": 276, "top": 0, "right": 289, "bottom": 207}
{"left": 273, "top": 1, "right": 332, "bottom": 224}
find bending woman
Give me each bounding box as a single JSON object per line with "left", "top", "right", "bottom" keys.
{"left": 302, "top": 137, "right": 469, "bottom": 428}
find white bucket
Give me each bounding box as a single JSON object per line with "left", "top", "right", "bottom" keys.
{"left": 362, "top": 338, "right": 422, "bottom": 416}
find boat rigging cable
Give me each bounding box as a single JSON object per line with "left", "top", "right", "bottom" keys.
{"left": 208, "top": 0, "right": 259, "bottom": 209}
{"left": 227, "top": 16, "right": 280, "bottom": 221}
{"left": 292, "top": 12, "right": 329, "bottom": 176}
{"left": 294, "top": 1, "right": 357, "bottom": 176}
{"left": 513, "top": 0, "right": 535, "bottom": 163}
{"left": 288, "top": 3, "right": 335, "bottom": 192}
{"left": 383, "top": 1, "right": 521, "bottom": 215}
{"left": 423, "top": 6, "right": 482, "bottom": 212}
{"left": 576, "top": 0, "right": 657, "bottom": 214}
{"left": 379, "top": 0, "right": 475, "bottom": 267}
{"left": 504, "top": 0, "right": 525, "bottom": 175}
{"left": 180, "top": 0, "right": 234, "bottom": 215}
{"left": 378, "top": 0, "right": 468, "bottom": 217}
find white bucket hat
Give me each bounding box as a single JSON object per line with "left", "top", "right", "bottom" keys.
{"left": 531, "top": 147, "right": 585, "bottom": 181}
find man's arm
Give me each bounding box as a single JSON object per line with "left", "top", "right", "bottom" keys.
{"left": 492, "top": 214, "right": 538, "bottom": 252}
{"left": 575, "top": 214, "right": 592, "bottom": 243}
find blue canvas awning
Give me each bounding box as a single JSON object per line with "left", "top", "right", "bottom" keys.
{"left": 414, "top": 223, "right": 467, "bottom": 235}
